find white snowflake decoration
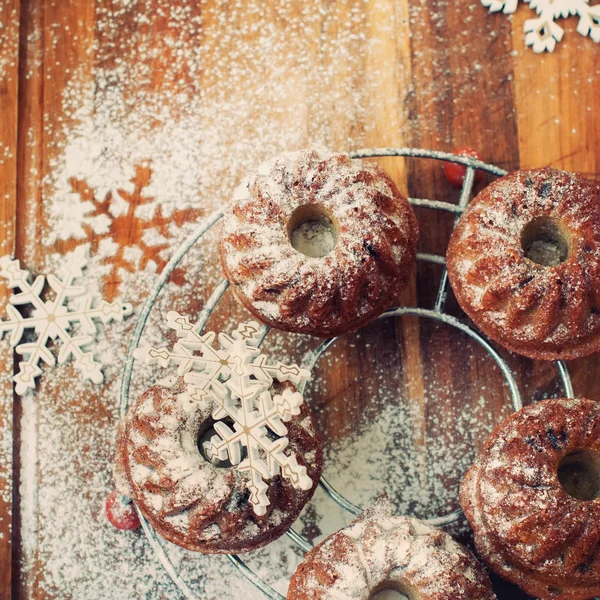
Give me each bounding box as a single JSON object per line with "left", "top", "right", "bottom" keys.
{"left": 134, "top": 314, "right": 313, "bottom": 516}
{"left": 0, "top": 247, "right": 133, "bottom": 395}
{"left": 481, "top": 0, "right": 600, "bottom": 52}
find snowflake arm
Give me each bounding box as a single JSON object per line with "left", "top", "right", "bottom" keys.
{"left": 245, "top": 469, "right": 270, "bottom": 516}
{"left": 1, "top": 257, "right": 47, "bottom": 313}
{"left": 0, "top": 305, "right": 24, "bottom": 346}
{"left": 271, "top": 446, "right": 312, "bottom": 490}
{"left": 537, "top": 0, "right": 573, "bottom": 18}
{"left": 577, "top": 3, "right": 600, "bottom": 42}
{"left": 524, "top": 13, "right": 564, "bottom": 52}
{"left": 246, "top": 389, "right": 288, "bottom": 440}
{"left": 273, "top": 388, "right": 305, "bottom": 421}
{"left": 246, "top": 354, "right": 310, "bottom": 387}
{"left": 184, "top": 375, "right": 230, "bottom": 413}
{"left": 135, "top": 341, "right": 206, "bottom": 374}
{"left": 135, "top": 311, "right": 242, "bottom": 380}
{"left": 481, "top": 0, "right": 518, "bottom": 14}
{"left": 205, "top": 420, "right": 245, "bottom": 465}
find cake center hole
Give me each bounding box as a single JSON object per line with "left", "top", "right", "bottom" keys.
{"left": 557, "top": 449, "right": 600, "bottom": 501}
{"left": 371, "top": 592, "right": 410, "bottom": 600}
{"left": 288, "top": 205, "right": 338, "bottom": 258}
{"left": 521, "top": 217, "right": 571, "bottom": 266}
{"left": 198, "top": 418, "right": 246, "bottom": 468}
{"left": 370, "top": 582, "right": 418, "bottom": 600}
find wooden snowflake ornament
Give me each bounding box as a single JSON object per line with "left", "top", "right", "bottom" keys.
{"left": 134, "top": 315, "right": 313, "bottom": 516}
{"left": 0, "top": 248, "right": 133, "bottom": 395}
{"left": 481, "top": 0, "right": 600, "bottom": 52}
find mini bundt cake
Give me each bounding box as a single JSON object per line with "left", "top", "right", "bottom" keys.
{"left": 461, "top": 397, "right": 600, "bottom": 600}
{"left": 287, "top": 496, "right": 496, "bottom": 600}
{"left": 115, "top": 378, "right": 323, "bottom": 554}
{"left": 447, "top": 168, "right": 600, "bottom": 360}
{"left": 219, "top": 149, "right": 418, "bottom": 336}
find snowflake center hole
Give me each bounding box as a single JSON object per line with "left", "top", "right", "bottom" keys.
{"left": 288, "top": 205, "right": 339, "bottom": 258}
{"left": 557, "top": 449, "right": 600, "bottom": 501}
{"left": 370, "top": 582, "right": 418, "bottom": 600}
{"left": 521, "top": 217, "right": 572, "bottom": 266}
{"left": 198, "top": 418, "right": 247, "bottom": 468}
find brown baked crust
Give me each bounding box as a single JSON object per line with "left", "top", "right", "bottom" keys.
{"left": 116, "top": 378, "right": 323, "bottom": 554}
{"left": 447, "top": 168, "right": 600, "bottom": 360}
{"left": 287, "top": 497, "right": 496, "bottom": 600}
{"left": 460, "top": 398, "right": 600, "bottom": 600}
{"left": 219, "top": 148, "right": 418, "bottom": 337}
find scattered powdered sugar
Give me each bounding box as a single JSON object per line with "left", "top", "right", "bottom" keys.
{"left": 301, "top": 318, "right": 517, "bottom": 544}
{"left": 319, "top": 397, "right": 488, "bottom": 518}
{"left": 0, "top": 367, "right": 12, "bottom": 516}
{"left": 4, "top": 1, "right": 586, "bottom": 598}
{"left": 290, "top": 497, "right": 494, "bottom": 599}
{"left": 0, "top": 4, "right": 19, "bottom": 83}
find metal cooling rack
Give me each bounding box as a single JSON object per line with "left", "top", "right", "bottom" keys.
{"left": 118, "top": 148, "right": 574, "bottom": 600}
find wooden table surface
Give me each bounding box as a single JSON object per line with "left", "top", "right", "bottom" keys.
{"left": 1, "top": 1, "right": 599, "bottom": 599}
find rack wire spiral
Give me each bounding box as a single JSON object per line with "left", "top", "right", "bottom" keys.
{"left": 118, "top": 148, "right": 574, "bottom": 599}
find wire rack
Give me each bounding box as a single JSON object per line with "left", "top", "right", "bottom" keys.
{"left": 118, "top": 148, "right": 574, "bottom": 600}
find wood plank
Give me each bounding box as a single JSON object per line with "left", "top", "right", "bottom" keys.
{"left": 511, "top": 8, "right": 600, "bottom": 405}
{"left": 15, "top": 1, "right": 212, "bottom": 597}
{"left": 0, "top": 0, "right": 20, "bottom": 252}
{"left": 11, "top": 0, "right": 44, "bottom": 596}
{"left": 0, "top": 1, "right": 21, "bottom": 598}
{"left": 511, "top": 9, "right": 600, "bottom": 176}
{"left": 12, "top": 1, "right": 97, "bottom": 596}
{"left": 404, "top": 0, "right": 522, "bottom": 466}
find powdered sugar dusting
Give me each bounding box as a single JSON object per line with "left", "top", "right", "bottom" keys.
{"left": 447, "top": 168, "right": 600, "bottom": 358}
{"left": 220, "top": 149, "right": 418, "bottom": 335}
{"left": 288, "top": 497, "right": 495, "bottom": 599}
{"left": 5, "top": 1, "right": 585, "bottom": 598}
{"left": 462, "top": 398, "right": 600, "bottom": 599}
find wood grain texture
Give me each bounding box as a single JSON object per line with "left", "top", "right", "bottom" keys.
{"left": 0, "top": 1, "right": 599, "bottom": 599}
{"left": 0, "top": 1, "right": 21, "bottom": 599}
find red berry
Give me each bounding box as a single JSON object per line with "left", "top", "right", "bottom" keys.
{"left": 444, "top": 147, "right": 484, "bottom": 188}
{"left": 106, "top": 491, "right": 141, "bottom": 530}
